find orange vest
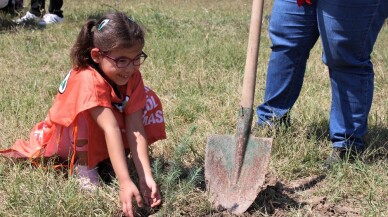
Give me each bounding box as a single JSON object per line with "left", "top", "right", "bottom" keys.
{"left": 0, "top": 66, "right": 166, "bottom": 168}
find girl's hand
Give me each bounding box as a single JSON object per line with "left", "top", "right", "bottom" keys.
{"left": 120, "top": 180, "right": 143, "bottom": 217}
{"left": 139, "top": 176, "right": 162, "bottom": 208}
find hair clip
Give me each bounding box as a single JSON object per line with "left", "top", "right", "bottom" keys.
{"left": 128, "top": 16, "right": 135, "bottom": 22}
{"left": 98, "top": 19, "right": 110, "bottom": 31}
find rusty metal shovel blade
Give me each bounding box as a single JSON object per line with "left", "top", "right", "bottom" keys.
{"left": 205, "top": 111, "right": 272, "bottom": 214}
{"left": 205, "top": 0, "right": 271, "bottom": 213}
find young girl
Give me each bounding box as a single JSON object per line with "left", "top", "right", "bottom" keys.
{"left": 1, "top": 12, "right": 165, "bottom": 217}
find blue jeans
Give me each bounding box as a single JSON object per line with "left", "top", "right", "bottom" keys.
{"left": 256, "top": 0, "right": 387, "bottom": 150}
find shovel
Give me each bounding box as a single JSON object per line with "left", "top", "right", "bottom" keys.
{"left": 205, "top": 0, "right": 272, "bottom": 214}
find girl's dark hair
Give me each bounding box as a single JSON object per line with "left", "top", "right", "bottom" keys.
{"left": 70, "top": 12, "right": 145, "bottom": 69}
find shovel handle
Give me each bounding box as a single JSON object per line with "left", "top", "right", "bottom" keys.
{"left": 240, "top": 0, "right": 264, "bottom": 109}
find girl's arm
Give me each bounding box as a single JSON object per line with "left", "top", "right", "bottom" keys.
{"left": 125, "top": 110, "right": 161, "bottom": 207}
{"left": 89, "top": 106, "right": 143, "bottom": 217}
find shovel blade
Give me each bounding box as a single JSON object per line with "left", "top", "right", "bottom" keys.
{"left": 205, "top": 134, "right": 272, "bottom": 214}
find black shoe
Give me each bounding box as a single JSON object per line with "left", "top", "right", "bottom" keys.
{"left": 323, "top": 147, "right": 363, "bottom": 170}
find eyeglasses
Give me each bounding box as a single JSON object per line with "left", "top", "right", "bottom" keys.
{"left": 100, "top": 51, "right": 147, "bottom": 68}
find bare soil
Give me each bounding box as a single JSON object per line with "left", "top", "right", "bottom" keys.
{"left": 207, "top": 173, "right": 361, "bottom": 217}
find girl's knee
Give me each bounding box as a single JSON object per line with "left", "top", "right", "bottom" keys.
{"left": 75, "top": 139, "right": 88, "bottom": 152}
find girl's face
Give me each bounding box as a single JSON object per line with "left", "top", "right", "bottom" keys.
{"left": 91, "top": 44, "right": 144, "bottom": 86}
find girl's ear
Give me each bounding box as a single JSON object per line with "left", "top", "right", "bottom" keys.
{"left": 90, "top": 48, "right": 101, "bottom": 63}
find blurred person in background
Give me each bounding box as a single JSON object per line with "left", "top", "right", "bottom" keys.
{"left": 0, "top": 0, "right": 23, "bottom": 15}
{"left": 14, "top": 0, "right": 63, "bottom": 25}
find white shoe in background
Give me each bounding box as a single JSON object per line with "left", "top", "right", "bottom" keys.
{"left": 38, "top": 13, "right": 64, "bottom": 26}
{"left": 14, "top": 11, "right": 39, "bottom": 24}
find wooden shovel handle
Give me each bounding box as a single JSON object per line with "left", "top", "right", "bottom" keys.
{"left": 240, "top": 0, "right": 264, "bottom": 109}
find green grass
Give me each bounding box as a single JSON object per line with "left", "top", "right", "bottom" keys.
{"left": 1, "top": 0, "right": 387, "bottom": 216}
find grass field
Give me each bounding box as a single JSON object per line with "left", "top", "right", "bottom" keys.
{"left": 1, "top": 0, "right": 387, "bottom": 216}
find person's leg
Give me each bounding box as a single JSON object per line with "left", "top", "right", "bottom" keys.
{"left": 58, "top": 113, "right": 89, "bottom": 163}
{"left": 0, "top": 0, "right": 12, "bottom": 15}
{"left": 69, "top": 113, "right": 90, "bottom": 166}
{"left": 317, "top": 0, "right": 388, "bottom": 152}
{"left": 0, "top": 0, "right": 22, "bottom": 15}
{"left": 38, "top": 0, "right": 63, "bottom": 25}
{"left": 66, "top": 113, "right": 99, "bottom": 188}
{"left": 48, "top": 0, "right": 63, "bottom": 18}
{"left": 29, "top": 0, "right": 44, "bottom": 17}
{"left": 256, "top": 0, "right": 320, "bottom": 126}
{"left": 14, "top": 0, "right": 42, "bottom": 23}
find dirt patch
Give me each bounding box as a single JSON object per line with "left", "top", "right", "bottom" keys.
{"left": 249, "top": 173, "right": 361, "bottom": 217}
{"left": 206, "top": 173, "right": 361, "bottom": 216}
